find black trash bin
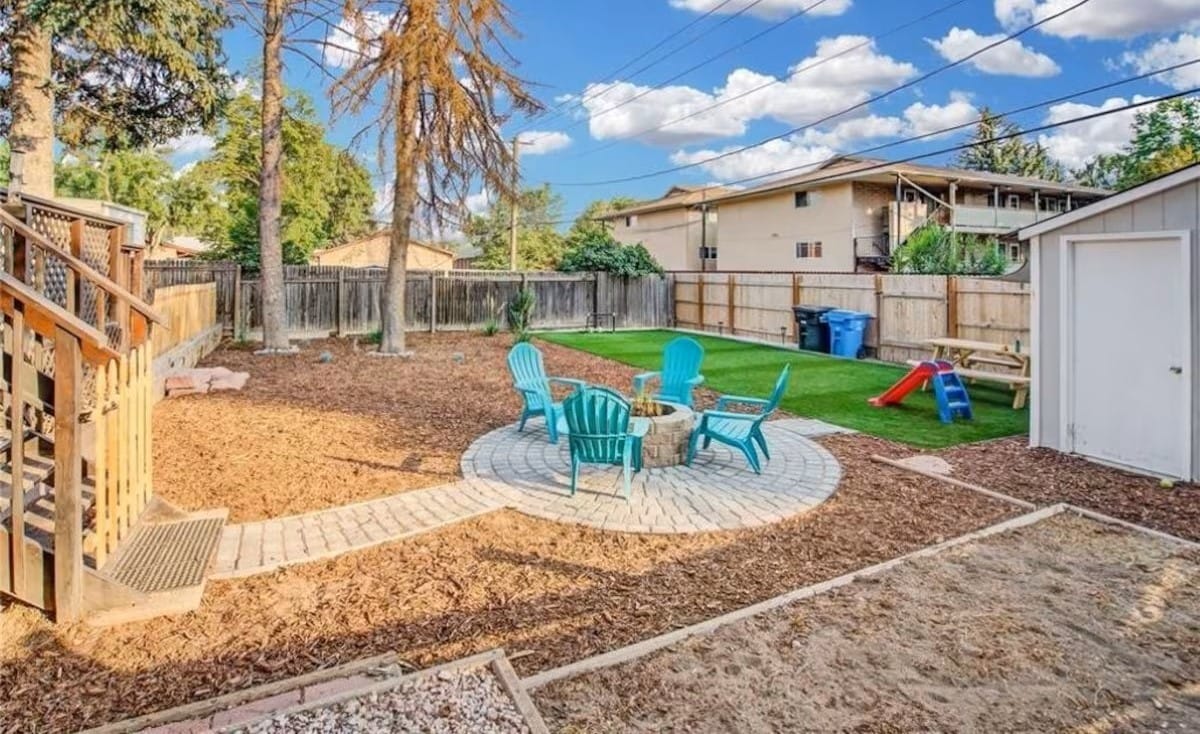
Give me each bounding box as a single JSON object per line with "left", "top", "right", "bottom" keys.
{"left": 792, "top": 305, "right": 834, "bottom": 352}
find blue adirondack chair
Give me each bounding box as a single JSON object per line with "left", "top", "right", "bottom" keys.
{"left": 562, "top": 387, "right": 649, "bottom": 499}
{"left": 632, "top": 337, "right": 705, "bottom": 407}
{"left": 686, "top": 364, "right": 791, "bottom": 474}
{"left": 507, "top": 343, "right": 585, "bottom": 444}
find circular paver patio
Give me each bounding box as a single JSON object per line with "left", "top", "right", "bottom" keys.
{"left": 461, "top": 420, "right": 842, "bottom": 534}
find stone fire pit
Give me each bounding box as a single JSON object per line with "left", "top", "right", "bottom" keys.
{"left": 635, "top": 401, "right": 695, "bottom": 468}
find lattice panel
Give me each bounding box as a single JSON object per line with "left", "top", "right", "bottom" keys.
{"left": 26, "top": 207, "right": 72, "bottom": 250}
{"left": 81, "top": 222, "right": 112, "bottom": 277}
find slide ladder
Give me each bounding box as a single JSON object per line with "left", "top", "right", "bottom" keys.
{"left": 869, "top": 360, "right": 973, "bottom": 424}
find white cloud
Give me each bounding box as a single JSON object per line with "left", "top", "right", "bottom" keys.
{"left": 1037, "top": 96, "right": 1148, "bottom": 169}
{"left": 324, "top": 11, "right": 393, "bottom": 69}
{"left": 580, "top": 35, "right": 916, "bottom": 146}
{"left": 1121, "top": 33, "right": 1200, "bottom": 91}
{"left": 164, "top": 133, "right": 216, "bottom": 157}
{"left": 669, "top": 0, "right": 853, "bottom": 19}
{"left": 670, "top": 138, "right": 836, "bottom": 181}
{"left": 173, "top": 161, "right": 198, "bottom": 179}
{"left": 927, "top": 27, "right": 1060, "bottom": 77}
{"left": 995, "top": 0, "right": 1200, "bottom": 40}
{"left": 903, "top": 92, "right": 979, "bottom": 137}
{"left": 515, "top": 130, "right": 573, "bottom": 155}
{"left": 465, "top": 190, "right": 492, "bottom": 214}
{"left": 800, "top": 115, "right": 904, "bottom": 148}
{"left": 668, "top": 91, "right": 981, "bottom": 181}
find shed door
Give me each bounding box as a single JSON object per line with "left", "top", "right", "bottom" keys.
{"left": 1067, "top": 234, "right": 1191, "bottom": 478}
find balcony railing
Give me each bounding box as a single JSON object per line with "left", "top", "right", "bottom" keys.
{"left": 953, "top": 206, "right": 1044, "bottom": 231}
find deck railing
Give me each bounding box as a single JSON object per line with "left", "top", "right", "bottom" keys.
{"left": 0, "top": 201, "right": 161, "bottom": 620}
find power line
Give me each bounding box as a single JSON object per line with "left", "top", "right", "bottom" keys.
{"left": 516, "top": 0, "right": 751, "bottom": 140}
{"left": 565, "top": 0, "right": 974, "bottom": 160}
{"left": 550, "top": 0, "right": 1095, "bottom": 187}
{"left": 568, "top": 0, "right": 838, "bottom": 133}
{"left": 504, "top": 60, "right": 1200, "bottom": 228}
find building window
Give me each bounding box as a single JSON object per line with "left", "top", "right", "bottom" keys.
{"left": 795, "top": 241, "right": 823, "bottom": 258}
{"left": 902, "top": 188, "right": 919, "bottom": 203}
{"left": 794, "top": 191, "right": 810, "bottom": 208}
{"left": 1039, "top": 197, "right": 1061, "bottom": 212}
{"left": 1008, "top": 243, "right": 1022, "bottom": 262}
{"left": 1006, "top": 194, "right": 1020, "bottom": 209}
{"left": 699, "top": 246, "right": 718, "bottom": 260}
{"left": 624, "top": 215, "right": 638, "bottom": 227}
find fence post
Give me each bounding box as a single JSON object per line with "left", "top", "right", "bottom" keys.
{"left": 336, "top": 267, "right": 347, "bottom": 336}
{"left": 698, "top": 274, "right": 706, "bottom": 332}
{"left": 428, "top": 271, "right": 437, "bottom": 334}
{"left": 726, "top": 273, "right": 735, "bottom": 336}
{"left": 232, "top": 264, "right": 243, "bottom": 339}
{"left": 874, "top": 274, "right": 884, "bottom": 358}
{"left": 946, "top": 275, "right": 959, "bottom": 338}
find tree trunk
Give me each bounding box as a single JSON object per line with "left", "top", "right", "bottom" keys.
{"left": 9, "top": 3, "right": 54, "bottom": 197}
{"left": 257, "top": 0, "right": 290, "bottom": 351}
{"left": 380, "top": 75, "right": 422, "bottom": 355}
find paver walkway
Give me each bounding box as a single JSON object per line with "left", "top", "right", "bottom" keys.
{"left": 211, "top": 418, "right": 849, "bottom": 579}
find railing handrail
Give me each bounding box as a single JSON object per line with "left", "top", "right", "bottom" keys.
{"left": 0, "top": 208, "right": 165, "bottom": 328}
{"left": 0, "top": 188, "right": 132, "bottom": 231}
{"left": 0, "top": 271, "right": 120, "bottom": 364}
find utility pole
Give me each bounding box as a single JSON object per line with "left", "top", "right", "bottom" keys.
{"left": 509, "top": 136, "right": 521, "bottom": 271}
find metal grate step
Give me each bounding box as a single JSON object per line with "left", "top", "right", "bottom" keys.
{"left": 103, "top": 516, "right": 224, "bottom": 594}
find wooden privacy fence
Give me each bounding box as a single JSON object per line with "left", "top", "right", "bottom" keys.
{"left": 672, "top": 271, "right": 1030, "bottom": 365}
{"left": 149, "top": 282, "right": 218, "bottom": 355}
{"left": 145, "top": 261, "right": 239, "bottom": 335}
{"left": 145, "top": 262, "right": 672, "bottom": 338}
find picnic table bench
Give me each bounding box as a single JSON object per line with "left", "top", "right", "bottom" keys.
{"left": 910, "top": 337, "right": 1031, "bottom": 409}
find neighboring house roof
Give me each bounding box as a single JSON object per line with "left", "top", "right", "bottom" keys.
{"left": 1019, "top": 162, "right": 1200, "bottom": 240}
{"left": 312, "top": 232, "right": 456, "bottom": 258}
{"left": 598, "top": 184, "right": 740, "bottom": 220}
{"left": 453, "top": 245, "right": 483, "bottom": 259}
{"left": 161, "top": 236, "right": 210, "bottom": 256}
{"left": 704, "top": 156, "right": 1110, "bottom": 206}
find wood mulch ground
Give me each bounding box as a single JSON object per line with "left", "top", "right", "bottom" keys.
{"left": 0, "top": 432, "right": 1016, "bottom": 732}
{"left": 933, "top": 437, "right": 1200, "bottom": 542}
{"left": 152, "top": 334, "right": 669, "bottom": 522}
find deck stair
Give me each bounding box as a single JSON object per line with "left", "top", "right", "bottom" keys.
{"left": 0, "top": 195, "right": 227, "bottom": 624}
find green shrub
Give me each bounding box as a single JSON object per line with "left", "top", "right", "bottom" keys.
{"left": 892, "top": 224, "right": 1007, "bottom": 276}
{"left": 558, "top": 233, "right": 664, "bottom": 277}
{"left": 364, "top": 328, "right": 383, "bottom": 345}
{"left": 481, "top": 318, "right": 500, "bottom": 337}
{"left": 507, "top": 287, "right": 535, "bottom": 339}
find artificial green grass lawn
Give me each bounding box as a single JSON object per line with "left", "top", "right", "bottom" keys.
{"left": 537, "top": 329, "right": 1029, "bottom": 449}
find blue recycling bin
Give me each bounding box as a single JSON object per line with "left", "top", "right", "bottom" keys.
{"left": 823, "top": 309, "right": 872, "bottom": 359}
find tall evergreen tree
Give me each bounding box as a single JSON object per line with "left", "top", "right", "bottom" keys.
{"left": 956, "top": 107, "right": 1063, "bottom": 181}
{"left": 1, "top": 0, "right": 230, "bottom": 195}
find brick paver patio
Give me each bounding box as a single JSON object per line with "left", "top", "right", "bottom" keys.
{"left": 211, "top": 418, "right": 847, "bottom": 579}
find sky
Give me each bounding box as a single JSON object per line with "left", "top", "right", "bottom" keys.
{"left": 173, "top": 0, "right": 1200, "bottom": 227}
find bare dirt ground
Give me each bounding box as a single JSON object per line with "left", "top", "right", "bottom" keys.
{"left": 935, "top": 437, "right": 1200, "bottom": 542}
{"left": 152, "top": 334, "right": 662, "bottom": 522}
{"left": 0, "top": 433, "right": 1015, "bottom": 732}
{"left": 536, "top": 513, "right": 1200, "bottom": 733}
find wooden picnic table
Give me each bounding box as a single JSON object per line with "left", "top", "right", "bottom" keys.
{"left": 921, "top": 337, "right": 1031, "bottom": 409}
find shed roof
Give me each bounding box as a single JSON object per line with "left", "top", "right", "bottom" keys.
{"left": 1018, "top": 162, "right": 1200, "bottom": 240}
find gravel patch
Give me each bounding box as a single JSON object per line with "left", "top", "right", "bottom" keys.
{"left": 237, "top": 667, "right": 531, "bottom": 734}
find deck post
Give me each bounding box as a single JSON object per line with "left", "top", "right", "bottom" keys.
{"left": 53, "top": 327, "right": 84, "bottom": 621}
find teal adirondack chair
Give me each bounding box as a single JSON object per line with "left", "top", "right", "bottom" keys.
{"left": 632, "top": 337, "right": 705, "bottom": 407}
{"left": 562, "top": 387, "right": 649, "bottom": 499}
{"left": 686, "top": 364, "right": 791, "bottom": 474}
{"left": 507, "top": 343, "right": 585, "bottom": 444}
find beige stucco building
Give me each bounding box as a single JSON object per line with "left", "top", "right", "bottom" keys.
{"left": 604, "top": 158, "right": 1108, "bottom": 273}
{"left": 311, "top": 232, "right": 456, "bottom": 270}
{"left": 600, "top": 186, "right": 734, "bottom": 271}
